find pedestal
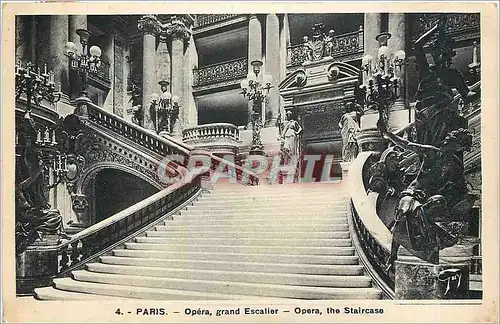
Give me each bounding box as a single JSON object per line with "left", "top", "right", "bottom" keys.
{"left": 357, "top": 129, "right": 386, "bottom": 153}
{"left": 16, "top": 235, "right": 60, "bottom": 295}
{"left": 395, "top": 244, "right": 473, "bottom": 299}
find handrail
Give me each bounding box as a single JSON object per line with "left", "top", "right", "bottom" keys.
{"left": 87, "top": 101, "right": 193, "bottom": 158}
{"left": 348, "top": 151, "right": 395, "bottom": 299}
{"left": 193, "top": 57, "right": 247, "bottom": 87}
{"left": 54, "top": 174, "right": 203, "bottom": 275}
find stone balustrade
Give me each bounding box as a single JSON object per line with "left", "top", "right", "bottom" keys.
{"left": 182, "top": 123, "right": 240, "bottom": 156}
{"left": 193, "top": 57, "right": 247, "bottom": 88}
{"left": 287, "top": 28, "right": 364, "bottom": 67}
{"left": 195, "top": 14, "right": 242, "bottom": 28}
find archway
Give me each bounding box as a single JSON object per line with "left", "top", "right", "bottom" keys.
{"left": 92, "top": 168, "right": 159, "bottom": 223}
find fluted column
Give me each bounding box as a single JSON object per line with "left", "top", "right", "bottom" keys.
{"left": 363, "top": 13, "right": 382, "bottom": 59}
{"left": 165, "top": 15, "right": 193, "bottom": 137}
{"left": 138, "top": 15, "right": 159, "bottom": 130}
{"left": 247, "top": 15, "right": 263, "bottom": 129}
{"left": 48, "top": 16, "right": 69, "bottom": 96}
{"left": 279, "top": 14, "right": 290, "bottom": 82}
{"left": 388, "top": 13, "right": 408, "bottom": 130}
{"left": 265, "top": 13, "right": 280, "bottom": 127}
{"left": 69, "top": 16, "right": 87, "bottom": 53}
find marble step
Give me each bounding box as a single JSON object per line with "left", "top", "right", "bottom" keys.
{"left": 134, "top": 236, "right": 352, "bottom": 247}
{"left": 49, "top": 277, "right": 267, "bottom": 300}
{"left": 34, "top": 286, "right": 127, "bottom": 300}
{"left": 182, "top": 206, "right": 347, "bottom": 214}
{"left": 146, "top": 230, "right": 350, "bottom": 239}
{"left": 155, "top": 223, "right": 349, "bottom": 232}
{"left": 99, "top": 256, "right": 364, "bottom": 275}
{"left": 86, "top": 263, "right": 372, "bottom": 288}
{"left": 175, "top": 211, "right": 347, "bottom": 219}
{"left": 124, "top": 243, "right": 355, "bottom": 255}
{"left": 72, "top": 271, "right": 381, "bottom": 299}
{"left": 162, "top": 217, "right": 347, "bottom": 226}
{"left": 112, "top": 249, "right": 358, "bottom": 264}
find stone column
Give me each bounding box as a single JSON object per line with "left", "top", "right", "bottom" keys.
{"left": 183, "top": 34, "right": 198, "bottom": 128}
{"left": 387, "top": 13, "right": 409, "bottom": 131}
{"left": 166, "top": 16, "right": 192, "bottom": 137}
{"left": 279, "top": 14, "right": 290, "bottom": 82}
{"left": 15, "top": 16, "right": 28, "bottom": 63}
{"left": 48, "top": 16, "right": 69, "bottom": 96}
{"left": 247, "top": 14, "right": 263, "bottom": 129}
{"left": 363, "top": 13, "right": 382, "bottom": 59}
{"left": 138, "top": 15, "right": 159, "bottom": 131}
{"left": 264, "top": 13, "right": 280, "bottom": 127}
{"left": 69, "top": 16, "right": 87, "bottom": 53}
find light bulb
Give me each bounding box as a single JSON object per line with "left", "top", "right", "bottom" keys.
{"left": 150, "top": 93, "right": 159, "bottom": 102}
{"left": 362, "top": 55, "right": 373, "bottom": 66}
{"left": 65, "top": 42, "right": 78, "bottom": 56}
{"left": 161, "top": 91, "right": 172, "bottom": 100}
{"left": 378, "top": 46, "right": 389, "bottom": 59}
{"left": 246, "top": 73, "right": 257, "bottom": 83}
{"left": 89, "top": 45, "right": 102, "bottom": 58}
{"left": 263, "top": 74, "right": 273, "bottom": 86}
{"left": 172, "top": 96, "right": 180, "bottom": 104}
{"left": 240, "top": 79, "right": 249, "bottom": 90}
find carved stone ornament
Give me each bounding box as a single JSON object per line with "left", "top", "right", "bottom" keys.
{"left": 302, "top": 23, "right": 335, "bottom": 62}
{"left": 164, "top": 15, "right": 192, "bottom": 43}
{"left": 138, "top": 15, "right": 161, "bottom": 35}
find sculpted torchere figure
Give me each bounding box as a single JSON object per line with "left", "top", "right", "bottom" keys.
{"left": 413, "top": 14, "right": 476, "bottom": 147}
{"left": 15, "top": 109, "right": 68, "bottom": 254}
{"left": 378, "top": 118, "right": 476, "bottom": 266}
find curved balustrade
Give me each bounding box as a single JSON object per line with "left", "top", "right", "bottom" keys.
{"left": 183, "top": 123, "right": 240, "bottom": 142}
{"left": 56, "top": 175, "right": 202, "bottom": 276}
{"left": 348, "top": 152, "right": 395, "bottom": 299}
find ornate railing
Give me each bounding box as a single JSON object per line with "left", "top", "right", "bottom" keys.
{"left": 195, "top": 14, "right": 241, "bottom": 28}
{"left": 87, "top": 101, "right": 192, "bottom": 160}
{"left": 183, "top": 123, "right": 239, "bottom": 142}
{"left": 55, "top": 176, "right": 202, "bottom": 276}
{"left": 412, "top": 13, "right": 480, "bottom": 42}
{"left": 287, "top": 29, "right": 364, "bottom": 67}
{"left": 193, "top": 58, "right": 247, "bottom": 87}
{"left": 348, "top": 152, "right": 395, "bottom": 299}
{"left": 88, "top": 60, "right": 111, "bottom": 86}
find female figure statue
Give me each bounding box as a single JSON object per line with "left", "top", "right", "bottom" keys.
{"left": 280, "top": 111, "right": 303, "bottom": 157}
{"left": 338, "top": 103, "right": 360, "bottom": 162}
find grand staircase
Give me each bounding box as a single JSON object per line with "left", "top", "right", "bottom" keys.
{"left": 35, "top": 182, "right": 382, "bottom": 300}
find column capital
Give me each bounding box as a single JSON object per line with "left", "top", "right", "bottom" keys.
{"left": 138, "top": 14, "right": 160, "bottom": 36}
{"left": 163, "top": 15, "right": 193, "bottom": 43}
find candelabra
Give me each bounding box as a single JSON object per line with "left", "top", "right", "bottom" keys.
{"left": 150, "top": 79, "right": 180, "bottom": 135}
{"left": 357, "top": 32, "right": 406, "bottom": 126}
{"left": 240, "top": 60, "right": 273, "bottom": 155}
{"left": 15, "top": 62, "right": 61, "bottom": 107}
{"left": 64, "top": 29, "right": 102, "bottom": 97}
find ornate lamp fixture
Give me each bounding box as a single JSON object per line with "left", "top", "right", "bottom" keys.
{"left": 358, "top": 32, "right": 406, "bottom": 125}
{"left": 15, "top": 62, "right": 61, "bottom": 107}
{"left": 64, "top": 29, "right": 102, "bottom": 97}
{"left": 150, "top": 79, "right": 180, "bottom": 135}
{"left": 240, "top": 60, "right": 273, "bottom": 155}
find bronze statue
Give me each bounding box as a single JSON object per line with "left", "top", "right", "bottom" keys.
{"left": 16, "top": 109, "right": 68, "bottom": 254}
{"left": 379, "top": 118, "right": 476, "bottom": 265}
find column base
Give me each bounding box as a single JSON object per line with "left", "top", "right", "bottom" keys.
{"left": 395, "top": 245, "right": 473, "bottom": 300}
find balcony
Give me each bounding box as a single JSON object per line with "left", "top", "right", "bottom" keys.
{"left": 193, "top": 57, "right": 248, "bottom": 93}
{"left": 182, "top": 123, "right": 240, "bottom": 156}
{"left": 88, "top": 60, "right": 111, "bottom": 89}
{"left": 287, "top": 28, "right": 364, "bottom": 68}
{"left": 411, "top": 13, "right": 480, "bottom": 43}
{"left": 194, "top": 14, "right": 247, "bottom": 34}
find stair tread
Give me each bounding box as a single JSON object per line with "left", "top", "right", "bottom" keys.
{"left": 100, "top": 256, "right": 362, "bottom": 272}
{"left": 113, "top": 249, "right": 358, "bottom": 264}
{"left": 51, "top": 277, "right": 274, "bottom": 300}
{"left": 35, "top": 286, "right": 128, "bottom": 300}
{"left": 72, "top": 270, "right": 381, "bottom": 298}
{"left": 87, "top": 263, "right": 370, "bottom": 285}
